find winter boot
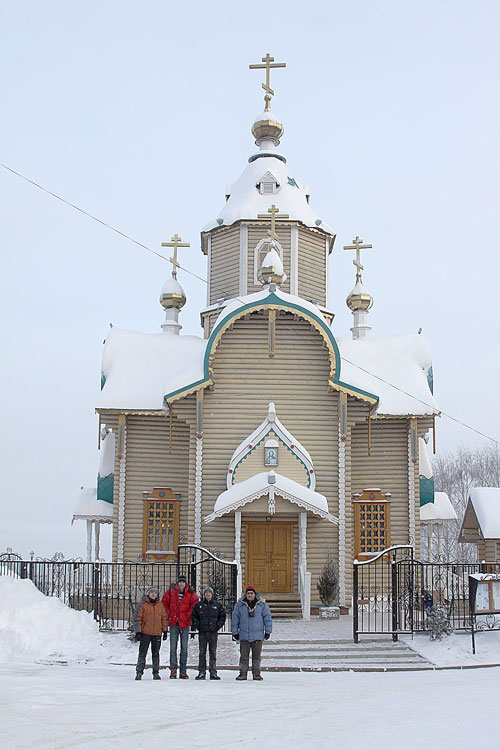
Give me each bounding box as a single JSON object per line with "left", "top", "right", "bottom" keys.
{"left": 179, "top": 671, "right": 189, "bottom": 679}
{"left": 210, "top": 674, "right": 221, "bottom": 680}
{"left": 153, "top": 672, "right": 161, "bottom": 680}
{"left": 253, "top": 675, "right": 263, "bottom": 681}
{"left": 135, "top": 672, "right": 142, "bottom": 681}
{"left": 169, "top": 667, "right": 177, "bottom": 679}
{"left": 235, "top": 673, "right": 247, "bottom": 680}
{"left": 195, "top": 673, "right": 206, "bottom": 680}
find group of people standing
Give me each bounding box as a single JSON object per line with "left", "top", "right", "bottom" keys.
{"left": 134, "top": 575, "right": 272, "bottom": 681}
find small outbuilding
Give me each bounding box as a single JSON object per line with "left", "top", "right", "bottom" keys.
{"left": 459, "top": 487, "right": 500, "bottom": 562}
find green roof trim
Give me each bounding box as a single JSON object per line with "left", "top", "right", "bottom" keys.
{"left": 163, "top": 291, "right": 379, "bottom": 404}
{"left": 97, "top": 473, "right": 114, "bottom": 504}
{"left": 419, "top": 475, "right": 435, "bottom": 506}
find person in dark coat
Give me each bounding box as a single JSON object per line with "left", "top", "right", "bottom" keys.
{"left": 231, "top": 585, "right": 272, "bottom": 681}
{"left": 162, "top": 575, "right": 199, "bottom": 679}
{"left": 191, "top": 586, "right": 226, "bottom": 680}
{"left": 135, "top": 587, "right": 167, "bottom": 680}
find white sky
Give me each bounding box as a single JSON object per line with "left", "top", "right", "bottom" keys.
{"left": 1, "top": 0, "right": 499, "bottom": 559}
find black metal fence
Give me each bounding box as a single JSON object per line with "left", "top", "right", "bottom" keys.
{"left": 353, "top": 545, "right": 500, "bottom": 641}
{"left": 0, "top": 545, "right": 238, "bottom": 633}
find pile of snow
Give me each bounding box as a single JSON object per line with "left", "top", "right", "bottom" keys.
{"left": 403, "top": 630, "right": 500, "bottom": 667}
{"left": 0, "top": 576, "right": 135, "bottom": 664}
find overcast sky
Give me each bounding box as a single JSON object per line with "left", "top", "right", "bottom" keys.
{"left": 1, "top": 1, "right": 499, "bottom": 560}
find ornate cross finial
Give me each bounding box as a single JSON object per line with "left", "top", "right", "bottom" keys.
{"left": 249, "top": 53, "right": 286, "bottom": 110}
{"left": 258, "top": 204, "right": 289, "bottom": 242}
{"left": 343, "top": 235, "right": 373, "bottom": 281}
{"left": 161, "top": 234, "right": 190, "bottom": 279}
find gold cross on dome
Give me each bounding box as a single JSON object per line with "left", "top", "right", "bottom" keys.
{"left": 249, "top": 53, "right": 286, "bottom": 109}
{"left": 258, "top": 204, "right": 289, "bottom": 242}
{"left": 161, "top": 234, "right": 190, "bottom": 279}
{"left": 343, "top": 235, "right": 373, "bottom": 281}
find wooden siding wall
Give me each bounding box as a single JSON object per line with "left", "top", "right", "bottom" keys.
{"left": 209, "top": 226, "right": 240, "bottom": 305}
{"left": 200, "top": 309, "right": 338, "bottom": 604}
{"left": 101, "top": 405, "right": 196, "bottom": 561}
{"left": 350, "top": 418, "right": 411, "bottom": 557}
{"left": 297, "top": 227, "right": 327, "bottom": 306}
{"left": 233, "top": 441, "right": 310, "bottom": 486}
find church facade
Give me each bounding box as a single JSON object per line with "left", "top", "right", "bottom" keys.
{"left": 89, "top": 57, "right": 442, "bottom": 612}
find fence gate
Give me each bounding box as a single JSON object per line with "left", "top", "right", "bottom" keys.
{"left": 353, "top": 546, "right": 500, "bottom": 641}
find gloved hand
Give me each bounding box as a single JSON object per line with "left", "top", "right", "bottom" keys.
{"left": 135, "top": 632, "right": 141, "bottom": 642}
{"left": 162, "top": 631, "right": 168, "bottom": 641}
{"left": 264, "top": 633, "right": 270, "bottom": 640}
{"left": 232, "top": 634, "right": 239, "bottom": 641}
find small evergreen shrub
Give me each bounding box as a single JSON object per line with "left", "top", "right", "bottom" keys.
{"left": 428, "top": 605, "right": 453, "bottom": 640}
{"left": 316, "top": 550, "right": 339, "bottom": 606}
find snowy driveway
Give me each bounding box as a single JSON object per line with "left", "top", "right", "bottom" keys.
{"left": 2, "top": 662, "right": 499, "bottom": 749}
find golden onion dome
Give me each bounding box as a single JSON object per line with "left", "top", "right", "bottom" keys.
{"left": 159, "top": 276, "right": 186, "bottom": 310}
{"left": 346, "top": 278, "right": 373, "bottom": 312}
{"left": 251, "top": 107, "right": 284, "bottom": 145}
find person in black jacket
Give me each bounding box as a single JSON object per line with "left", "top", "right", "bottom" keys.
{"left": 191, "top": 586, "right": 226, "bottom": 680}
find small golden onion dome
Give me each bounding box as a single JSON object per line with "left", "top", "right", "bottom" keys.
{"left": 257, "top": 245, "right": 287, "bottom": 286}
{"left": 159, "top": 276, "right": 186, "bottom": 310}
{"left": 346, "top": 279, "right": 373, "bottom": 312}
{"left": 252, "top": 108, "right": 284, "bottom": 144}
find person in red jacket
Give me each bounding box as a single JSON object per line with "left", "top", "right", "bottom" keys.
{"left": 162, "top": 575, "right": 199, "bottom": 679}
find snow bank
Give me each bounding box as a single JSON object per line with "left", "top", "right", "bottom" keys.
{"left": 402, "top": 630, "right": 500, "bottom": 666}
{"left": 0, "top": 577, "right": 135, "bottom": 664}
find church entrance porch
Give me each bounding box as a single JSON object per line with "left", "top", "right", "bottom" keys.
{"left": 245, "top": 521, "right": 293, "bottom": 593}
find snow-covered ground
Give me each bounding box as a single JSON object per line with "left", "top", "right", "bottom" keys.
{"left": 2, "top": 576, "right": 500, "bottom": 748}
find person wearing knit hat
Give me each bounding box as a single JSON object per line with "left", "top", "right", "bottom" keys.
{"left": 231, "top": 585, "right": 272, "bottom": 681}
{"left": 134, "top": 587, "right": 167, "bottom": 681}
{"left": 191, "top": 586, "right": 226, "bottom": 680}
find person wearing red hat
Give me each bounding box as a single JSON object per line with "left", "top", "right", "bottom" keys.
{"left": 231, "top": 585, "right": 272, "bottom": 680}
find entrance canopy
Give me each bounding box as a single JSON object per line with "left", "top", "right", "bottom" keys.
{"left": 205, "top": 470, "right": 338, "bottom": 524}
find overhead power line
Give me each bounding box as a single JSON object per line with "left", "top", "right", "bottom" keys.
{"left": 2, "top": 161, "right": 498, "bottom": 447}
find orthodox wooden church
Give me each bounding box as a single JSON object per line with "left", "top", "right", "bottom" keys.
{"left": 76, "top": 56, "right": 452, "bottom": 613}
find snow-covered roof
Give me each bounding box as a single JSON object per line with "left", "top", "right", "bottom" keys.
{"left": 205, "top": 470, "right": 337, "bottom": 524}
{"left": 420, "top": 492, "right": 457, "bottom": 522}
{"left": 97, "top": 288, "right": 437, "bottom": 417}
{"left": 97, "top": 328, "right": 206, "bottom": 410}
{"left": 202, "top": 153, "right": 335, "bottom": 236}
{"left": 72, "top": 489, "right": 113, "bottom": 523}
{"left": 337, "top": 334, "right": 438, "bottom": 416}
{"left": 468, "top": 488, "right": 500, "bottom": 538}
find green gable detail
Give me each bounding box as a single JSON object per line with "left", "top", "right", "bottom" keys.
{"left": 419, "top": 475, "right": 435, "bottom": 506}
{"left": 97, "top": 473, "right": 114, "bottom": 504}
{"left": 163, "top": 291, "right": 380, "bottom": 404}
{"left": 101, "top": 372, "right": 106, "bottom": 391}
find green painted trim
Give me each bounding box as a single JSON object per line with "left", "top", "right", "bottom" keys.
{"left": 419, "top": 475, "right": 435, "bottom": 507}
{"left": 163, "top": 291, "right": 380, "bottom": 404}
{"left": 100, "top": 373, "right": 106, "bottom": 391}
{"left": 97, "top": 473, "right": 114, "bottom": 504}
{"left": 427, "top": 366, "right": 434, "bottom": 395}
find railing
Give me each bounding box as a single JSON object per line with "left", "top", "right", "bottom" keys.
{"left": 0, "top": 545, "right": 238, "bottom": 633}
{"left": 353, "top": 547, "right": 500, "bottom": 641}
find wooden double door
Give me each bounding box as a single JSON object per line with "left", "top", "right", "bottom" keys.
{"left": 246, "top": 522, "right": 293, "bottom": 593}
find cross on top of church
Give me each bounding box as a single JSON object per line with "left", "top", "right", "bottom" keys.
{"left": 161, "top": 234, "right": 190, "bottom": 279}
{"left": 258, "top": 204, "right": 289, "bottom": 242}
{"left": 343, "top": 235, "right": 373, "bottom": 281}
{"left": 249, "top": 53, "right": 286, "bottom": 110}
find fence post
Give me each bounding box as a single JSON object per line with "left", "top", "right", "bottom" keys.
{"left": 232, "top": 564, "right": 238, "bottom": 609}
{"left": 20, "top": 561, "right": 28, "bottom": 579}
{"left": 391, "top": 557, "right": 398, "bottom": 642}
{"left": 353, "top": 561, "right": 359, "bottom": 643}
{"left": 93, "top": 562, "right": 100, "bottom": 623}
